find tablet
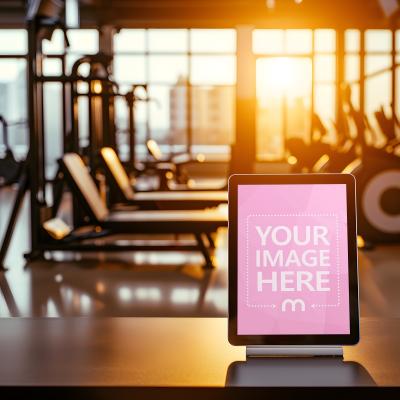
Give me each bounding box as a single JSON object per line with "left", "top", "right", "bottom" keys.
{"left": 228, "top": 174, "right": 359, "bottom": 346}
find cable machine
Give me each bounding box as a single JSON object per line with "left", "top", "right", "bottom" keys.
{"left": 0, "top": 0, "right": 146, "bottom": 269}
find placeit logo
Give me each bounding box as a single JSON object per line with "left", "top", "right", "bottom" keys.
{"left": 281, "top": 298, "right": 305, "bottom": 312}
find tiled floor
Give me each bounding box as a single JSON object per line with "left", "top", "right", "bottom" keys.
{"left": 0, "top": 187, "right": 400, "bottom": 318}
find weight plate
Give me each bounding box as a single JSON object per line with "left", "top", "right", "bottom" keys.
{"left": 362, "top": 169, "right": 400, "bottom": 234}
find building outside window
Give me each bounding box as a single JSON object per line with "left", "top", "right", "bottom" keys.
{"left": 113, "top": 28, "right": 236, "bottom": 160}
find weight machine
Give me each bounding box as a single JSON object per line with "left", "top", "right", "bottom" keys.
{"left": 0, "top": 0, "right": 223, "bottom": 270}
{"left": 0, "top": 1, "right": 159, "bottom": 269}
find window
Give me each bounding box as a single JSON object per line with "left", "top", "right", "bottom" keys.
{"left": 365, "top": 30, "right": 392, "bottom": 147}
{"left": 113, "top": 29, "right": 236, "bottom": 159}
{"left": 344, "top": 29, "right": 361, "bottom": 113}
{"left": 344, "top": 29, "right": 394, "bottom": 147}
{"left": 313, "top": 30, "right": 336, "bottom": 145}
{"left": 42, "top": 29, "right": 99, "bottom": 169}
{"left": 0, "top": 30, "right": 28, "bottom": 159}
{"left": 254, "top": 29, "right": 336, "bottom": 160}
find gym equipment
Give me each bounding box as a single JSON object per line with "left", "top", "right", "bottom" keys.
{"left": 343, "top": 148, "right": 400, "bottom": 243}
{"left": 311, "top": 136, "right": 357, "bottom": 174}
{"left": 340, "top": 99, "right": 400, "bottom": 243}
{"left": 147, "top": 139, "right": 206, "bottom": 167}
{"left": 68, "top": 53, "right": 120, "bottom": 171}
{"left": 286, "top": 113, "right": 332, "bottom": 172}
{"left": 146, "top": 139, "right": 206, "bottom": 186}
{"left": 116, "top": 85, "right": 192, "bottom": 191}
{"left": 69, "top": 58, "right": 182, "bottom": 192}
{"left": 60, "top": 153, "right": 227, "bottom": 267}
{"left": 305, "top": 78, "right": 400, "bottom": 243}
{"left": 100, "top": 147, "right": 227, "bottom": 210}
{"left": 0, "top": 4, "right": 129, "bottom": 268}
{"left": 42, "top": 218, "right": 71, "bottom": 240}
{"left": 0, "top": 116, "right": 22, "bottom": 187}
{"left": 146, "top": 139, "right": 231, "bottom": 191}
{"left": 0, "top": 157, "right": 29, "bottom": 270}
{"left": 312, "top": 87, "right": 358, "bottom": 173}
{"left": 374, "top": 106, "right": 400, "bottom": 152}
{"left": 0, "top": 3, "right": 230, "bottom": 270}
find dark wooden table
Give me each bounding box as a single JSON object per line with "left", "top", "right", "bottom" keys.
{"left": 0, "top": 317, "right": 399, "bottom": 398}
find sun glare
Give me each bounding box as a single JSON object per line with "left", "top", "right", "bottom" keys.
{"left": 257, "top": 57, "right": 294, "bottom": 97}
{"left": 269, "top": 57, "right": 293, "bottom": 90}
{"left": 256, "top": 56, "right": 312, "bottom": 108}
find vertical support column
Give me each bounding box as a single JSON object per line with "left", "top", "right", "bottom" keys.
{"left": 336, "top": 29, "right": 345, "bottom": 134}
{"left": 99, "top": 25, "right": 115, "bottom": 57}
{"left": 144, "top": 31, "right": 151, "bottom": 151}
{"left": 360, "top": 30, "right": 365, "bottom": 117}
{"left": 125, "top": 90, "right": 136, "bottom": 168}
{"left": 99, "top": 25, "right": 116, "bottom": 150}
{"left": 310, "top": 30, "right": 315, "bottom": 143}
{"left": 391, "top": 28, "right": 396, "bottom": 126}
{"left": 37, "top": 40, "right": 45, "bottom": 202}
{"left": 61, "top": 53, "right": 69, "bottom": 153}
{"left": 359, "top": 29, "right": 366, "bottom": 149}
{"left": 27, "top": 18, "right": 43, "bottom": 255}
{"left": 27, "top": 19, "right": 38, "bottom": 254}
{"left": 187, "top": 32, "right": 192, "bottom": 155}
{"left": 234, "top": 25, "right": 256, "bottom": 174}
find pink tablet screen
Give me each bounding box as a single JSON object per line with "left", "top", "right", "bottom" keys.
{"left": 237, "top": 184, "right": 350, "bottom": 335}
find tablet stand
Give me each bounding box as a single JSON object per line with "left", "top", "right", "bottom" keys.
{"left": 246, "top": 346, "right": 343, "bottom": 357}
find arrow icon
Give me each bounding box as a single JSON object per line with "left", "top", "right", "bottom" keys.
{"left": 247, "top": 303, "right": 276, "bottom": 309}
{"left": 311, "top": 304, "right": 339, "bottom": 308}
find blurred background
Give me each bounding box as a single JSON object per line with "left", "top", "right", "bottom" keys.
{"left": 0, "top": 0, "right": 399, "bottom": 320}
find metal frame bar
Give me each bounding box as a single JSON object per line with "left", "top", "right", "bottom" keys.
{"left": 27, "top": 17, "right": 43, "bottom": 259}
{"left": 246, "top": 345, "right": 343, "bottom": 357}
{"left": 391, "top": 28, "right": 397, "bottom": 123}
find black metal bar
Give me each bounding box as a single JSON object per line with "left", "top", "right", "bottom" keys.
{"left": 124, "top": 88, "right": 141, "bottom": 170}
{"left": 0, "top": 54, "right": 27, "bottom": 59}
{"left": 0, "top": 116, "right": 9, "bottom": 148}
{"left": 88, "top": 80, "right": 97, "bottom": 176}
{"left": 101, "top": 86, "right": 110, "bottom": 148}
{"left": 51, "top": 167, "right": 65, "bottom": 218}
{"left": 70, "top": 79, "right": 79, "bottom": 153}
{"left": 0, "top": 273, "right": 20, "bottom": 316}
{"left": 34, "top": 76, "right": 122, "bottom": 83}
{"left": 205, "top": 232, "right": 216, "bottom": 249}
{"left": 27, "top": 18, "right": 41, "bottom": 257}
{"left": 61, "top": 53, "right": 69, "bottom": 154}
{"left": 195, "top": 233, "right": 214, "bottom": 268}
{"left": 0, "top": 164, "right": 29, "bottom": 270}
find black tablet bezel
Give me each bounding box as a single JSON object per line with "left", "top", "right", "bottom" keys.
{"left": 228, "top": 174, "right": 359, "bottom": 346}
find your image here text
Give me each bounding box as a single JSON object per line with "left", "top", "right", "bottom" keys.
{"left": 253, "top": 225, "right": 332, "bottom": 293}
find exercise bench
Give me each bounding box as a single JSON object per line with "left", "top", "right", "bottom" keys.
{"left": 100, "top": 147, "right": 227, "bottom": 210}
{"left": 60, "top": 153, "right": 227, "bottom": 267}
